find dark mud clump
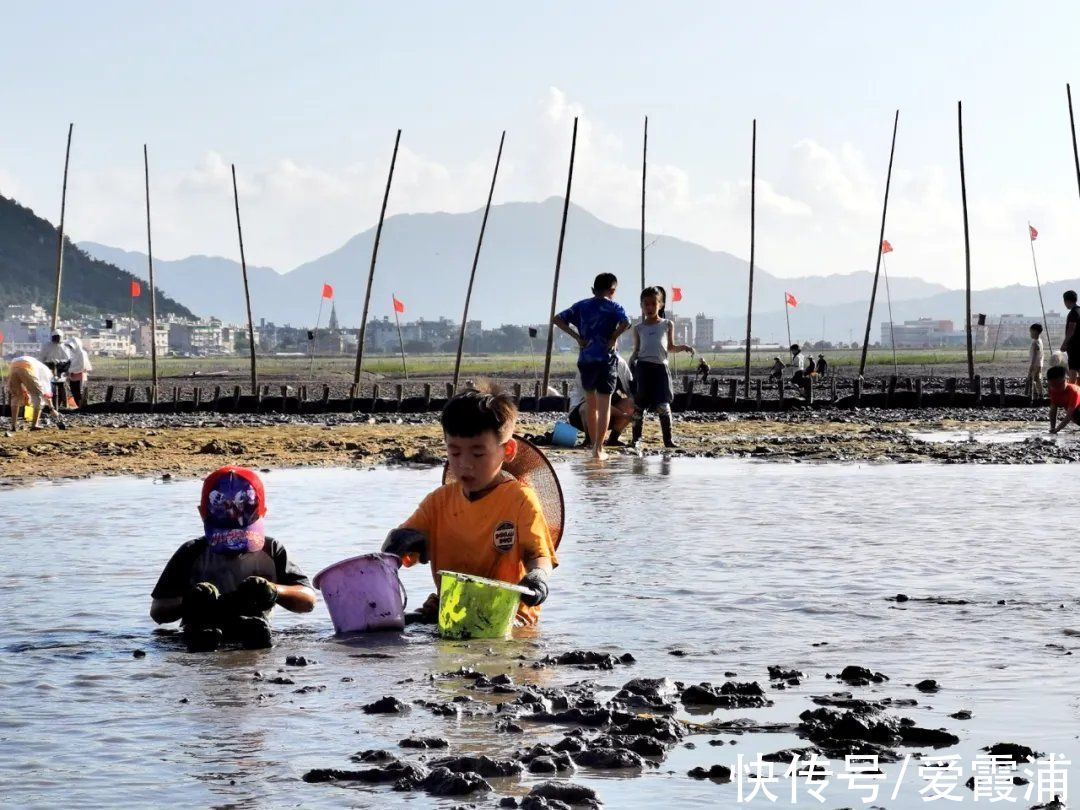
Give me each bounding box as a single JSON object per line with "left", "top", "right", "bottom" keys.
{"left": 571, "top": 747, "right": 646, "bottom": 770}
{"left": 528, "top": 781, "right": 601, "bottom": 808}
{"left": 681, "top": 681, "right": 772, "bottom": 709}
{"left": 516, "top": 744, "right": 576, "bottom": 774}
{"left": 429, "top": 755, "right": 523, "bottom": 778}
{"left": 400, "top": 736, "right": 450, "bottom": 749}
{"left": 614, "top": 677, "right": 679, "bottom": 712}
{"left": 915, "top": 678, "right": 940, "bottom": 692}
{"left": 303, "top": 761, "right": 426, "bottom": 784}
{"left": 350, "top": 749, "right": 397, "bottom": 763}
{"left": 798, "top": 705, "right": 958, "bottom": 761}
{"left": 836, "top": 665, "right": 889, "bottom": 686}
{"left": 687, "top": 764, "right": 733, "bottom": 782}
{"left": 362, "top": 695, "right": 409, "bottom": 714}
{"left": 949, "top": 709, "right": 973, "bottom": 720}
{"left": 413, "top": 767, "right": 491, "bottom": 797}
{"left": 983, "top": 742, "right": 1042, "bottom": 763}
{"left": 767, "top": 665, "right": 803, "bottom": 686}
{"left": 285, "top": 655, "right": 313, "bottom": 666}
{"left": 537, "top": 650, "right": 636, "bottom": 670}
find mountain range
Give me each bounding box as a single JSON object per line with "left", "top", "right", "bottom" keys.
{"left": 79, "top": 198, "right": 952, "bottom": 340}
{"left": 0, "top": 194, "right": 194, "bottom": 321}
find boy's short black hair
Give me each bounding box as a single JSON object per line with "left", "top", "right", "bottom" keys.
{"left": 1031, "top": 323, "right": 1044, "bottom": 334}
{"left": 441, "top": 390, "right": 518, "bottom": 442}
{"left": 790, "top": 343, "right": 800, "bottom": 353}
{"left": 592, "top": 273, "right": 618, "bottom": 294}
{"left": 1048, "top": 365, "right": 1066, "bottom": 383}
{"left": 1065, "top": 290, "right": 1078, "bottom": 304}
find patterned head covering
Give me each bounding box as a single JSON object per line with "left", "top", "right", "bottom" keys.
{"left": 198, "top": 466, "right": 267, "bottom": 554}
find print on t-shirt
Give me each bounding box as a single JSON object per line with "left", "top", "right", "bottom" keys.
{"left": 493, "top": 521, "right": 516, "bottom": 553}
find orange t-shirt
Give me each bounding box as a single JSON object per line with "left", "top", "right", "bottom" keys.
{"left": 1050, "top": 382, "right": 1080, "bottom": 411}
{"left": 401, "top": 476, "right": 558, "bottom": 625}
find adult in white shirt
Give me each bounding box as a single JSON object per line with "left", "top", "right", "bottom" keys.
{"left": 568, "top": 355, "right": 635, "bottom": 446}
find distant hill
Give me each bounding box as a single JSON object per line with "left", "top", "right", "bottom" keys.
{"left": 0, "top": 194, "right": 194, "bottom": 320}
{"left": 79, "top": 199, "right": 948, "bottom": 330}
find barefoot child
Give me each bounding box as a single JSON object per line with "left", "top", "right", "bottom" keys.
{"left": 630, "top": 286, "right": 694, "bottom": 448}
{"left": 1028, "top": 323, "right": 1045, "bottom": 399}
{"left": 552, "top": 273, "right": 632, "bottom": 460}
{"left": 150, "top": 466, "right": 316, "bottom": 651}
{"left": 382, "top": 391, "right": 557, "bottom": 626}
{"left": 1047, "top": 366, "right": 1080, "bottom": 434}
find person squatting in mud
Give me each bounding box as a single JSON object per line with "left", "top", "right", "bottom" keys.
{"left": 149, "top": 466, "right": 316, "bottom": 651}
{"left": 7, "top": 355, "right": 64, "bottom": 432}
{"left": 567, "top": 353, "right": 635, "bottom": 447}
{"left": 1047, "top": 365, "right": 1080, "bottom": 434}
{"left": 382, "top": 390, "right": 557, "bottom": 626}
{"left": 630, "top": 286, "right": 694, "bottom": 449}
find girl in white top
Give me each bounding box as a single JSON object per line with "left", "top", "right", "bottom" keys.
{"left": 629, "top": 286, "right": 694, "bottom": 448}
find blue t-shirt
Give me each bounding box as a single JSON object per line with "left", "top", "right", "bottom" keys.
{"left": 557, "top": 296, "right": 630, "bottom": 363}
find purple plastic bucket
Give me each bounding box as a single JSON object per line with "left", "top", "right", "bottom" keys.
{"left": 313, "top": 553, "right": 407, "bottom": 634}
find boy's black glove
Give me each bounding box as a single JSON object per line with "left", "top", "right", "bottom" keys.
{"left": 518, "top": 568, "right": 549, "bottom": 607}
{"left": 222, "top": 576, "right": 278, "bottom": 617}
{"left": 182, "top": 581, "right": 220, "bottom": 626}
{"left": 382, "top": 528, "right": 429, "bottom": 563}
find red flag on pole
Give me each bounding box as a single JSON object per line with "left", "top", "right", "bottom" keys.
{"left": 671, "top": 287, "right": 683, "bottom": 302}
{"left": 1029, "top": 224, "right": 1038, "bottom": 242}
{"left": 881, "top": 239, "right": 894, "bottom": 254}
{"left": 130, "top": 280, "right": 141, "bottom": 297}
{"left": 393, "top": 296, "right": 405, "bottom": 314}
{"left": 321, "top": 283, "right": 334, "bottom": 299}
{"left": 785, "top": 292, "right": 798, "bottom": 308}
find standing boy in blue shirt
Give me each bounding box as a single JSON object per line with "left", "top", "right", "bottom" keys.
{"left": 553, "top": 273, "right": 631, "bottom": 460}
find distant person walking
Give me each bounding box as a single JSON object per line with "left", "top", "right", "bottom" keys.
{"left": 40, "top": 330, "right": 71, "bottom": 403}
{"left": 553, "top": 273, "right": 632, "bottom": 461}
{"left": 1028, "top": 323, "right": 1045, "bottom": 400}
{"left": 1061, "top": 290, "right": 1080, "bottom": 383}
{"left": 64, "top": 336, "right": 92, "bottom": 406}
{"left": 789, "top": 343, "right": 807, "bottom": 386}
{"left": 768, "top": 356, "right": 785, "bottom": 382}
{"left": 815, "top": 354, "right": 829, "bottom": 377}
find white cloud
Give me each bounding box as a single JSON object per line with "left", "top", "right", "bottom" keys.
{"left": 6, "top": 86, "right": 1080, "bottom": 294}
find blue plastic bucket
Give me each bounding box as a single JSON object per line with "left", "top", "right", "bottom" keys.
{"left": 551, "top": 420, "right": 579, "bottom": 447}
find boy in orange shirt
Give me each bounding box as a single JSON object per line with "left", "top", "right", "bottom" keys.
{"left": 1048, "top": 365, "right": 1080, "bottom": 434}
{"left": 382, "top": 390, "right": 557, "bottom": 625}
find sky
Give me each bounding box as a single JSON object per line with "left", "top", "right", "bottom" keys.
{"left": 2, "top": 0, "right": 1080, "bottom": 292}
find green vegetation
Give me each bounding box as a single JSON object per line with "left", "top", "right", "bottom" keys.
{"left": 0, "top": 194, "right": 194, "bottom": 319}
{"left": 89, "top": 347, "right": 1031, "bottom": 382}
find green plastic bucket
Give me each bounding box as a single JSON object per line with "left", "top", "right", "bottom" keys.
{"left": 437, "top": 571, "right": 531, "bottom": 640}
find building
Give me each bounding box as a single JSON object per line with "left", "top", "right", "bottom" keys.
{"left": 137, "top": 324, "right": 170, "bottom": 356}
{"left": 693, "top": 314, "right": 714, "bottom": 351}
{"left": 983, "top": 311, "right": 1067, "bottom": 347}
{"left": 673, "top": 317, "right": 693, "bottom": 347}
{"left": 880, "top": 318, "right": 956, "bottom": 348}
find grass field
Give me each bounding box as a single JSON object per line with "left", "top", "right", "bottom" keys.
{"left": 85, "top": 347, "right": 1034, "bottom": 382}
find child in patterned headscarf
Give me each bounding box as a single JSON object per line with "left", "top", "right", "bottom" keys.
{"left": 150, "top": 466, "right": 315, "bottom": 651}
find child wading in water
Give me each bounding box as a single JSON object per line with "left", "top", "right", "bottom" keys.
{"left": 383, "top": 390, "right": 557, "bottom": 626}
{"left": 630, "top": 286, "right": 694, "bottom": 448}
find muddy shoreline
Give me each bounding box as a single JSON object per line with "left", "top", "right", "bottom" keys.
{"left": 0, "top": 406, "right": 1068, "bottom": 488}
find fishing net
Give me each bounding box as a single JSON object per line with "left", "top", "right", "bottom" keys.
{"left": 442, "top": 435, "right": 565, "bottom": 550}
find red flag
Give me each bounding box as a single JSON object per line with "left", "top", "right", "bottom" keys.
{"left": 1029, "top": 224, "right": 1038, "bottom": 242}
{"left": 130, "top": 280, "right": 141, "bottom": 297}
{"left": 321, "top": 283, "right": 334, "bottom": 299}
{"left": 785, "top": 291, "right": 798, "bottom": 308}
{"left": 881, "top": 239, "right": 893, "bottom": 254}
{"left": 671, "top": 287, "right": 683, "bottom": 302}
{"left": 393, "top": 295, "right": 405, "bottom": 314}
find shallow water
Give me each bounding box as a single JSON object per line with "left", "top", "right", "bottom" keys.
{"left": 2, "top": 460, "right": 1078, "bottom": 808}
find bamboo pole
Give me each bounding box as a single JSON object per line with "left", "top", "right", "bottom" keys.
{"left": 51, "top": 123, "right": 74, "bottom": 331}
{"left": 882, "top": 255, "right": 898, "bottom": 374}
{"left": 957, "top": 101, "right": 975, "bottom": 383}
{"left": 743, "top": 119, "right": 757, "bottom": 396}
{"left": 1068, "top": 84, "right": 1080, "bottom": 206}
{"left": 1028, "top": 222, "right": 1051, "bottom": 344}
{"left": 783, "top": 293, "right": 792, "bottom": 347}
{"left": 541, "top": 117, "right": 578, "bottom": 394}
{"left": 354, "top": 129, "right": 401, "bottom": 386}
{"left": 309, "top": 294, "right": 326, "bottom": 380}
{"left": 231, "top": 164, "right": 258, "bottom": 393}
{"left": 858, "top": 110, "right": 900, "bottom": 378}
{"left": 641, "top": 115, "right": 647, "bottom": 291}
{"left": 453, "top": 130, "right": 505, "bottom": 388}
{"left": 143, "top": 145, "right": 159, "bottom": 396}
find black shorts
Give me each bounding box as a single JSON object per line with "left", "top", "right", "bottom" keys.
{"left": 633, "top": 360, "right": 673, "bottom": 409}
{"left": 1068, "top": 349, "right": 1080, "bottom": 371}
{"left": 578, "top": 357, "right": 617, "bottom": 395}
